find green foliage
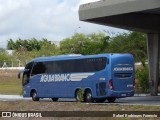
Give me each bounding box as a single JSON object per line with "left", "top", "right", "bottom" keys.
{"left": 7, "top": 38, "right": 51, "bottom": 51}
{"left": 60, "top": 32, "right": 110, "bottom": 55}
{"left": 76, "top": 89, "right": 84, "bottom": 102}
{"left": 12, "top": 41, "right": 60, "bottom": 66}
{"left": 0, "top": 49, "right": 12, "bottom": 67}
{"left": 60, "top": 33, "right": 87, "bottom": 54}
{"left": 136, "top": 66, "right": 149, "bottom": 93}
{"left": 108, "top": 32, "right": 147, "bottom": 65}
{"left": 4, "top": 31, "right": 148, "bottom": 68}
{"left": 0, "top": 48, "right": 5, "bottom": 53}
{"left": 6, "top": 38, "right": 60, "bottom": 66}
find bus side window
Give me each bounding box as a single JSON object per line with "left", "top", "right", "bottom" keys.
{"left": 31, "top": 62, "right": 46, "bottom": 76}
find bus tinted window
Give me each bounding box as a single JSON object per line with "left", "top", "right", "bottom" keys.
{"left": 31, "top": 57, "right": 107, "bottom": 75}
{"left": 23, "top": 62, "right": 34, "bottom": 86}
{"left": 25, "top": 62, "right": 33, "bottom": 70}
{"left": 31, "top": 62, "right": 46, "bottom": 76}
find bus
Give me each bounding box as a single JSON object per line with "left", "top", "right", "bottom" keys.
{"left": 18, "top": 53, "right": 135, "bottom": 103}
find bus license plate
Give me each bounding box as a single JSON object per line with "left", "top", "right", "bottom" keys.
{"left": 121, "top": 94, "right": 126, "bottom": 96}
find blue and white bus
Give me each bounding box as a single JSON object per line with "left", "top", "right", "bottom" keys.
{"left": 18, "top": 53, "right": 135, "bottom": 103}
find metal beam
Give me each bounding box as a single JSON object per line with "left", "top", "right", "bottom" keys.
{"left": 85, "top": 13, "right": 160, "bottom": 33}
{"left": 79, "top": 0, "right": 160, "bottom": 20}
{"left": 79, "top": 0, "right": 160, "bottom": 33}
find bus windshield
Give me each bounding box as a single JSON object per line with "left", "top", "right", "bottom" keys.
{"left": 22, "top": 62, "right": 33, "bottom": 86}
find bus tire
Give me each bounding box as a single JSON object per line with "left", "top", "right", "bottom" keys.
{"left": 95, "top": 98, "right": 106, "bottom": 103}
{"left": 107, "top": 97, "right": 116, "bottom": 103}
{"left": 52, "top": 98, "right": 58, "bottom": 102}
{"left": 31, "top": 90, "right": 39, "bottom": 101}
{"left": 84, "top": 90, "right": 94, "bottom": 103}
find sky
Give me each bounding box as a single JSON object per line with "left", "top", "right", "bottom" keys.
{"left": 0, "top": 0, "right": 126, "bottom": 48}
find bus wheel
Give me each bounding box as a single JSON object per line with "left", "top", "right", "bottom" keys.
{"left": 95, "top": 98, "right": 106, "bottom": 103}
{"left": 31, "top": 90, "right": 39, "bottom": 101}
{"left": 52, "top": 98, "right": 58, "bottom": 102}
{"left": 107, "top": 97, "right": 116, "bottom": 103}
{"left": 84, "top": 90, "right": 94, "bottom": 103}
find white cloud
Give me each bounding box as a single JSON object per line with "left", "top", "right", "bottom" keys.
{"left": 0, "top": 0, "right": 125, "bottom": 48}
{"left": 80, "top": 0, "right": 100, "bottom": 4}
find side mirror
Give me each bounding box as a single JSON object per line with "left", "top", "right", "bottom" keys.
{"left": 18, "top": 69, "right": 29, "bottom": 79}
{"left": 18, "top": 71, "right": 21, "bottom": 79}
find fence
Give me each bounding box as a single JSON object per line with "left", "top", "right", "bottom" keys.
{"left": 0, "top": 67, "right": 24, "bottom": 70}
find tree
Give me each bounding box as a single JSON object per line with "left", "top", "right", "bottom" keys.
{"left": 0, "top": 48, "right": 5, "bottom": 53}
{"left": 60, "top": 32, "right": 110, "bottom": 55}
{"left": 60, "top": 33, "right": 87, "bottom": 54}
{"left": 0, "top": 48, "right": 12, "bottom": 67}
{"left": 5, "top": 31, "right": 147, "bottom": 67}
{"left": 84, "top": 33, "right": 110, "bottom": 54}
{"left": 7, "top": 38, "right": 60, "bottom": 66}
{"left": 12, "top": 40, "right": 60, "bottom": 66}
{"left": 136, "top": 66, "right": 149, "bottom": 93}
{"left": 7, "top": 39, "right": 16, "bottom": 50}
{"left": 108, "top": 32, "right": 147, "bottom": 64}
{"left": 7, "top": 38, "right": 47, "bottom": 51}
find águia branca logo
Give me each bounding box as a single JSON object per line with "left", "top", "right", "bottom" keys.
{"left": 40, "top": 73, "right": 94, "bottom": 82}
{"left": 113, "top": 67, "right": 133, "bottom": 72}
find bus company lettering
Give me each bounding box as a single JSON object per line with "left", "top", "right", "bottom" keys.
{"left": 40, "top": 74, "right": 71, "bottom": 82}
{"left": 40, "top": 73, "right": 94, "bottom": 82}
{"left": 113, "top": 67, "right": 133, "bottom": 71}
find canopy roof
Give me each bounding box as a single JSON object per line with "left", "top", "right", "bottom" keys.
{"left": 79, "top": 0, "right": 160, "bottom": 33}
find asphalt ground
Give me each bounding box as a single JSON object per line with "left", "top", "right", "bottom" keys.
{"left": 0, "top": 94, "right": 160, "bottom": 106}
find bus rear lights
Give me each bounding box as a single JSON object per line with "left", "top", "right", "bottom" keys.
{"left": 109, "top": 79, "right": 114, "bottom": 90}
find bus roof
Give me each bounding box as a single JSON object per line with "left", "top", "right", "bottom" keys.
{"left": 27, "top": 53, "right": 132, "bottom": 63}
{"left": 28, "top": 54, "right": 107, "bottom": 63}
